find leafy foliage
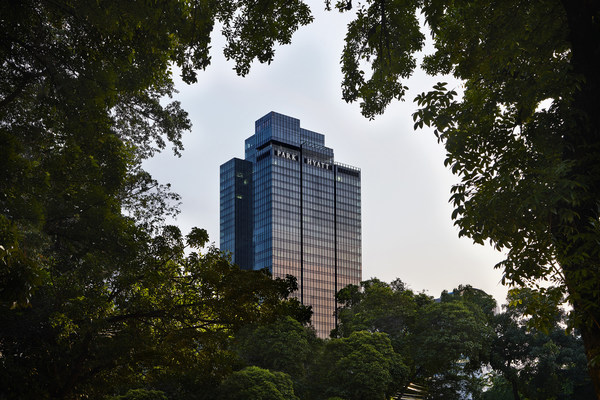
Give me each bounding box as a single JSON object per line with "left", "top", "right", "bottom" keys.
{"left": 331, "top": 1, "right": 600, "bottom": 392}
{"left": 0, "top": 0, "right": 313, "bottom": 307}
{"left": 218, "top": 366, "right": 299, "bottom": 400}
{"left": 223, "top": 278, "right": 592, "bottom": 400}
{"left": 3, "top": 0, "right": 598, "bottom": 397}
{"left": 309, "top": 330, "right": 409, "bottom": 400}
{"left": 221, "top": 0, "right": 313, "bottom": 76}
{"left": 334, "top": 279, "right": 493, "bottom": 398}
{"left": 108, "top": 389, "right": 169, "bottom": 400}
{"left": 0, "top": 226, "right": 310, "bottom": 399}
{"left": 234, "top": 316, "right": 318, "bottom": 379}
{"left": 0, "top": 1, "right": 313, "bottom": 398}
{"left": 487, "top": 288, "right": 595, "bottom": 399}
{"left": 338, "top": 0, "right": 424, "bottom": 119}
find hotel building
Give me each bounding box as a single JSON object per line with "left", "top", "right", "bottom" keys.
{"left": 220, "top": 112, "right": 361, "bottom": 337}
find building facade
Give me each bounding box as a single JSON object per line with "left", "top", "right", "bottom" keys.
{"left": 220, "top": 112, "right": 361, "bottom": 337}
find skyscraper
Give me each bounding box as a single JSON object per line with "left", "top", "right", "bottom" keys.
{"left": 220, "top": 112, "right": 361, "bottom": 337}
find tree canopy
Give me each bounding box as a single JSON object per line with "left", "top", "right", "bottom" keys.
{"left": 310, "top": 330, "right": 409, "bottom": 400}
{"left": 1, "top": 1, "right": 313, "bottom": 398}
{"left": 0, "top": 226, "right": 311, "bottom": 398}
{"left": 1, "top": 0, "right": 313, "bottom": 304}
{"left": 486, "top": 288, "right": 595, "bottom": 399}
{"left": 3, "top": 0, "right": 599, "bottom": 397}
{"left": 333, "top": 279, "right": 494, "bottom": 398}
{"left": 329, "top": 0, "right": 600, "bottom": 393}
{"left": 234, "top": 316, "right": 318, "bottom": 379}
{"left": 333, "top": 279, "right": 594, "bottom": 399}
{"left": 218, "top": 366, "right": 299, "bottom": 400}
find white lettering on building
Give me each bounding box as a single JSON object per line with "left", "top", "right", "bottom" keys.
{"left": 305, "top": 158, "right": 332, "bottom": 170}
{"left": 275, "top": 149, "right": 298, "bottom": 161}
{"left": 274, "top": 149, "right": 331, "bottom": 170}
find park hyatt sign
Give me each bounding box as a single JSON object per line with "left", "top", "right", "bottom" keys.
{"left": 305, "top": 158, "right": 332, "bottom": 170}
{"left": 275, "top": 149, "right": 332, "bottom": 170}
{"left": 275, "top": 149, "right": 298, "bottom": 161}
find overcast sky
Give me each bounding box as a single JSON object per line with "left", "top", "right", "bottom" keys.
{"left": 144, "top": 2, "right": 509, "bottom": 303}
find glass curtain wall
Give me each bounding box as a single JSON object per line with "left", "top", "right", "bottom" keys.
{"left": 220, "top": 112, "right": 361, "bottom": 338}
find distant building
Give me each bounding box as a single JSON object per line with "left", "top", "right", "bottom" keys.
{"left": 220, "top": 112, "right": 362, "bottom": 337}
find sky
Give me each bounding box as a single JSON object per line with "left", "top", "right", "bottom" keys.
{"left": 144, "top": 2, "right": 510, "bottom": 304}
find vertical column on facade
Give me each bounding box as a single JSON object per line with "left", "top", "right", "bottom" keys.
{"left": 334, "top": 165, "right": 338, "bottom": 329}
{"left": 299, "top": 143, "right": 304, "bottom": 304}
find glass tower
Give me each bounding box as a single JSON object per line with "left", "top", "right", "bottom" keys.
{"left": 220, "top": 112, "right": 361, "bottom": 337}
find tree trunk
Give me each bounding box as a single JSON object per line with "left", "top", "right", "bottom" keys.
{"left": 580, "top": 322, "right": 600, "bottom": 397}
{"left": 559, "top": 1, "right": 600, "bottom": 397}
{"left": 510, "top": 377, "right": 521, "bottom": 400}
{"left": 561, "top": 256, "right": 600, "bottom": 398}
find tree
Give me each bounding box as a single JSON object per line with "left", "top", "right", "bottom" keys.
{"left": 108, "top": 389, "right": 168, "bottom": 400}
{"left": 334, "top": 279, "right": 493, "bottom": 398}
{"left": 1, "top": 0, "right": 312, "bottom": 308}
{"left": 1, "top": 1, "right": 313, "bottom": 398}
{"left": 334, "top": 278, "right": 426, "bottom": 351}
{"left": 0, "top": 227, "right": 311, "bottom": 399}
{"left": 330, "top": 0, "right": 600, "bottom": 393}
{"left": 309, "top": 330, "right": 409, "bottom": 400}
{"left": 412, "top": 293, "right": 493, "bottom": 399}
{"left": 218, "top": 366, "right": 299, "bottom": 400}
{"left": 234, "top": 316, "right": 318, "bottom": 380}
{"left": 487, "top": 288, "right": 595, "bottom": 400}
